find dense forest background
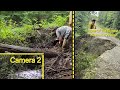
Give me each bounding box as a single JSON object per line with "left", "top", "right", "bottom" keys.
{"left": 75, "top": 11, "right": 120, "bottom": 37}
{"left": 98, "top": 11, "right": 120, "bottom": 30}
{"left": 75, "top": 11, "right": 120, "bottom": 79}
{"left": 0, "top": 11, "right": 69, "bottom": 45}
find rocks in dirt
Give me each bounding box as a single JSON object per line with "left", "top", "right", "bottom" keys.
{"left": 8, "top": 70, "right": 41, "bottom": 79}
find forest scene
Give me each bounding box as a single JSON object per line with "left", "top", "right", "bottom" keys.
{"left": 0, "top": 11, "right": 72, "bottom": 79}
{"left": 75, "top": 11, "right": 120, "bottom": 79}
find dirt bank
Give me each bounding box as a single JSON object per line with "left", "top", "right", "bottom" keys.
{"left": 75, "top": 34, "right": 117, "bottom": 79}
{"left": 75, "top": 34, "right": 116, "bottom": 56}
{"left": 30, "top": 30, "right": 72, "bottom": 79}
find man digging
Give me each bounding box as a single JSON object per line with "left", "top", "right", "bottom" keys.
{"left": 52, "top": 11, "right": 72, "bottom": 52}
{"left": 55, "top": 26, "right": 72, "bottom": 52}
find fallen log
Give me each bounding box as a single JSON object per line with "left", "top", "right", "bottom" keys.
{"left": 0, "top": 43, "right": 58, "bottom": 58}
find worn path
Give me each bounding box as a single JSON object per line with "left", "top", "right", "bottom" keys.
{"left": 88, "top": 26, "right": 120, "bottom": 79}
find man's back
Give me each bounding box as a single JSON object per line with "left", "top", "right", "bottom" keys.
{"left": 56, "top": 26, "right": 72, "bottom": 37}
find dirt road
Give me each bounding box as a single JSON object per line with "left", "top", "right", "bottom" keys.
{"left": 88, "top": 26, "right": 120, "bottom": 79}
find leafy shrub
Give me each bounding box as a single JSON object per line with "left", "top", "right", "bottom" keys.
{"left": 75, "top": 50, "right": 97, "bottom": 78}
{"left": 0, "top": 19, "right": 33, "bottom": 45}
{"left": 116, "top": 31, "right": 120, "bottom": 39}
{"left": 75, "top": 11, "right": 90, "bottom": 37}
{"left": 40, "top": 15, "right": 68, "bottom": 29}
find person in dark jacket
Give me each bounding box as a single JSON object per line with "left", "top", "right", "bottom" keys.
{"left": 90, "top": 19, "right": 96, "bottom": 29}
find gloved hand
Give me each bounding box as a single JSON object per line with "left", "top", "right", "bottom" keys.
{"left": 62, "top": 48, "right": 65, "bottom": 53}
{"left": 59, "top": 37, "right": 63, "bottom": 44}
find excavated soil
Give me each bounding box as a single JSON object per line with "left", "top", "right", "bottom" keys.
{"left": 29, "top": 30, "right": 72, "bottom": 79}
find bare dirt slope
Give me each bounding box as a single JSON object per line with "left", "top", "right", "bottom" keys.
{"left": 33, "top": 30, "right": 72, "bottom": 79}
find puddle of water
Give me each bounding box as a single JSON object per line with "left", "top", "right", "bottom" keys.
{"left": 8, "top": 70, "right": 41, "bottom": 79}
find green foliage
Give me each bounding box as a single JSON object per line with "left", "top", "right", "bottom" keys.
{"left": 98, "top": 11, "right": 120, "bottom": 30}
{"left": 0, "top": 11, "right": 68, "bottom": 78}
{"left": 113, "top": 12, "right": 120, "bottom": 30}
{"left": 75, "top": 11, "right": 90, "bottom": 37}
{"left": 0, "top": 11, "right": 69, "bottom": 26}
{"left": 116, "top": 31, "right": 120, "bottom": 39}
{"left": 0, "top": 11, "right": 68, "bottom": 45}
{"left": 0, "top": 19, "right": 33, "bottom": 45}
{"left": 75, "top": 50, "right": 97, "bottom": 78}
{"left": 40, "top": 15, "right": 68, "bottom": 29}
{"left": 90, "top": 11, "right": 99, "bottom": 21}
{"left": 0, "top": 55, "right": 41, "bottom": 79}
{"left": 0, "top": 55, "right": 24, "bottom": 79}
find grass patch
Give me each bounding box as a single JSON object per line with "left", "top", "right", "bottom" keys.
{"left": 75, "top": 51, "right": 97, "bottom": 79}
{"left": 116, "top": 31, "right": 120, "bottom": 39}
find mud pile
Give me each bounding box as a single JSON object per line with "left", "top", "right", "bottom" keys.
{"left": 29, "top": 29, "right": 72, "bottom": 79}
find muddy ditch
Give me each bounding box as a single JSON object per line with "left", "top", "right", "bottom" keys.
{"left": 27, "top": 29, "right": 72, "bottom": 79}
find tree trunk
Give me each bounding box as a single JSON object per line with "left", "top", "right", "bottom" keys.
{"left": 69, "top": 11, "right": 73, "bottom": 27}
{"left": 0, "top": 43, "right": 58, "bottom": 58}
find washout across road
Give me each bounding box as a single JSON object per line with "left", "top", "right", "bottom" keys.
{"left": 88, "top": 25, "right": 120, "bottom": 79}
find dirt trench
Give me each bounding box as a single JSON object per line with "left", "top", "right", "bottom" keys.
{"left": 28, "top": 30, "right": 72, "bottom": 79}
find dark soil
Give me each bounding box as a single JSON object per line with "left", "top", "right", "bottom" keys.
{"left": 75, "top": 34, "right": 116, "bottom": 56}
{"left": 28, "top": 30, "right": 72, "bottom": 79}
